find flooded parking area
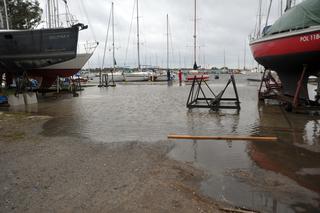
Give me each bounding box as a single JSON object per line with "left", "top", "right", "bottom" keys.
{"left": 5, "top": 73, "right": 320, "bottom": 212}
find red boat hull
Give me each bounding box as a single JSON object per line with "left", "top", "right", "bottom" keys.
{"left": 250, "top": 28, "right": 320, "bottom": 71}
{"left": 250, "top": 28, "right": 320, "bottom": 97}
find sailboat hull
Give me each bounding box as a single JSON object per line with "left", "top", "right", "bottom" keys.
{"left": 0, "top": 26, "right": 79, "bottom": 73}
{"left": 250, "top": 27, "right": 320, "bottom": 71}
{"left": 28, "top": 53, "right": 93, "bottom": 88}
{"left": 250, "top": 27, "right": 320, "bottom": 97}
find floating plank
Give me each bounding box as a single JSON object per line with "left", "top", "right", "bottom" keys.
{"left": 167, "top": 135, "right": 278, "bottom": 142}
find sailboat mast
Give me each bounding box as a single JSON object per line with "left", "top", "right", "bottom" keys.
{"left": 167, "top": 14, "right": 169, "bottom": 71}
{"left": 257, "top": 0, "right": 262, "bottom": 37}
{"left": 56, "top": 0, "right": 60, "bottom": 27}
{"left": 193, "top": 0, "right": 197, "bottom": 69}
{"left": 3, "top": 0, "right": 9, "bottom": 29}
{"left": 223, "top": 49, "right": 226, "bottom": 69}
{"left": 112, "top": 2, "right": 115, "bottom": 72}
{"left": 265, "top": 0, "right": 273, "bottom": 28}
{"left": 47, "top": 0, "right": 52, "bottom": 28}
{"left": 243, "top": 39, "right": 246, "bottom": 70}
{"left": 136, "top": 0, "right": 141, "bottom": 71}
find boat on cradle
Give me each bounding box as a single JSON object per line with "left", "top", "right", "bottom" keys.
{"left": 0, "top": 0, "right": 95, "bottom": 89}
{"left": 250, "top": 0, "right": 320, "bottom": 98}
{"left": 0, "top": 25, "right": 83, "bottom": 81}
{"left": 185, "top": 0, "right": 209, "bottom": 83}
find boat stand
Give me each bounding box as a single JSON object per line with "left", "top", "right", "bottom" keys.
{"left": 258, "top": 69, "right": 282, "bottom": 100}
{"left": 259, "top": 66, "right": 320, "bottom": 113}
{"left": 186, "top": 75, "right": 240, "bottom": 111}
{"left": 99, "top": 73, "right": 116, "bottom": 87}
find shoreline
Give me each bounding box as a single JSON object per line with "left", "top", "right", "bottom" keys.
{"left": 0, "top": 112, "right": 228, "bottom": 212}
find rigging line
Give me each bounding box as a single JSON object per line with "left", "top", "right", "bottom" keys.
{"left": 124, "top": 0, "right": 136, "bottom": 66}
{"left": 101, "top": 4, "right": 112, "bottom": 70}
{"left": 253, "top": 0, "right": 260, "bottom": 38}
{"left": 79, "top": 0, "right": 97, "bottom": 41}
{"left": 265, "top": 0, "right": 273, "bottom": 28}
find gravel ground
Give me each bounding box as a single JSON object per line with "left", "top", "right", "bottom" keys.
{"left": 0, "top": 112, "right": 224, "bottom": 212}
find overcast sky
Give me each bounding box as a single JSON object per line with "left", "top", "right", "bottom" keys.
{"left": 38, "top": 0, "right": 287, "bottom": 69}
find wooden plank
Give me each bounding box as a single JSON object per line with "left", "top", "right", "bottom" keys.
{"left": 167, "top": 134, "right": 278, "bottom": 142}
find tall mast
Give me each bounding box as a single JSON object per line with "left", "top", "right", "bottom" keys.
{"left": 56, "top": 0, "right": 60, "bottom": 27}
{"left": 223, "top": 49, "right": 226, "bottom": 69}
{"left": 136, "top": 0, "right": 141, "bottom": 71}
{"left": 257, "top": 0, "right": 262, "bottom": 37}
{"left": 112, "top": 2, "right": 115, "bottom": 73}
{"left": 265, "top": 0, "right": 273, "bottom": 28}
{"left": 48, "top": 0, "right": 52, "bottom": 28}
{"left": 243, "top": 39, "right": 246, "bottom": 70}
{"left": 0, "top": 9, "right": 4, "bottom": 29}
{"left": 166, "top": 14, "right": 169, "bottom": 71}
{"left": 193, "top": 0, "right": 197, "bottom": 69}
{"left": 3, "top": 0, "right": 9, "bottom": 29}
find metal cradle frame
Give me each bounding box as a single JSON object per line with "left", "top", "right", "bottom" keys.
{"left": 186, "top": 75, "right": 241, "bottom": 111}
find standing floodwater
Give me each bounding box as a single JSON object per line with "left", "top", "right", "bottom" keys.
{"left": 19, "top": 73, "right": 320, "bottom": 212}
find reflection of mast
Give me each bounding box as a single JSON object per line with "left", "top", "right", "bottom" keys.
{"left": 193, "top": 140, "right": 198, "bottom": 162}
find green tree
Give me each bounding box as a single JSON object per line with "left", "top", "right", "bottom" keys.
{"left": 6, "top": 0, "right": 42, "bottom": 29}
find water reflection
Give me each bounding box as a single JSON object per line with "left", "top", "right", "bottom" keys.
{"left": 303, "top": 120, "right": 320, "bottom": 146}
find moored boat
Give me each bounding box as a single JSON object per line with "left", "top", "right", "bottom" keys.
{"left": 123, "top": 70, "right": 151, "bottom": 82}
{"left": 185, "top": 70, "right": 209, "bottom": 82}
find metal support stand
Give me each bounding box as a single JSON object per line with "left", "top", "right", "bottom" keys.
{"left": 186, "top": 75, "right": 240, "bottom": 111}
{"left": 258, "top": 65, "right": 320, "bottom": 113}
{"left": 258, "top": 69, "right": 282, "bottom": 100}
{"left": 99, "top": 73, "right": 116, "bottom": 87}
